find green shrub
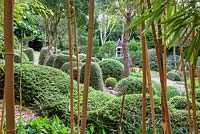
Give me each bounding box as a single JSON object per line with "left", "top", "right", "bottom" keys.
{"left": 98, "top": 58, "right": 124, "bottom": 81}
{"left": 166, "top": 65, "right": 172, "bottom": 72}
{"left": 167, "top": 55, "right": 180, "bottom": 68}
{"left": 53, "top": 54, "right": 76, "bottom": 69}
{"left": 98, "top": 41, "right": 116, "bottom": 59}
{"left": 105, "top": 77, "right": 117, "bottom": 88}
{"left": 87, "top": 94, "right": 162, "bottom": 133}
{"left": 78, "top": 53, "right": 87, "bottom": 61}
{"left": 148, "top": 49, "right": 158, "bottom": 71}
{"left": 80, "top": 62, "right": 104, "bottom": 90}
{"left": 115, "top": 76, "right": 143, "bottom": 96}
{"left": 23, "top": 48, "right": 34, "bottom": 62}
{"left": 60, "top": 62, "right": 82, "bottom": 73}
{"left": 46, "top": 54, "right": 56, "bottom": 67}
{"left": 17, "top": 116, "right": 68, "bottom": 134}
{"left": 169, "top": 96, "right": 189, "bottom": 110}
{"left": 170, "top": 109, "right": 200, "bottom": 133}
{"left": 167, "top": 70, "right": 181, "bottom": 81}
{"left": 38, "top": 48, "right": 52, "bottom": 65}
{"left": 189, "top": 88, "right": 200, "bottom": 103}
{"left": 81, "top": 57, "right": 100, "bottom": 63}
{"left": 61, "top": 50, "right": 69, "bottom": 55}
{"left": 14, "top": 50, "right": 29, "bottom": 63}
{"left": 128, "top": 40, "right": 142, "bottom": 66}
{"left": 153, "top": 82, "right": 184, "bottom": 100}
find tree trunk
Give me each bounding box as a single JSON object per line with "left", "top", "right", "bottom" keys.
{"left": 178, "top": 36, "right": 193, "bottom": 134}
{"left": 196, "top": 63, "right": 200, "bottom": 88}
{"left": 139, "top": 0, "right": 147, "bottom": 133}
{"left": 80, "top": 0, "right": 94, "bottom": 133}
{"left": 72, "top": 0, "right": 81, "bottom": 131}
{"left": 4, "top": 0, "right": 16, "bottom": 133}
{"left": 122, "top": 15, "right": 131, "bottom": 77}
{"left": 66, "top": 0, "right": 74, "bottom": 133}
{"left": 44, "top": 19, "right": 51, "bottom": 65}
{"left": 173, "top": 45, "right": 176, "bottom": 67}
{"left": 118, "top": 93, "right": 125, "bottom": 134}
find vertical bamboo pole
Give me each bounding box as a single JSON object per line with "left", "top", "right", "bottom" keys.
{"left": 139, "top": 0, "right": 147, "bottom": 133}
{"left": 72, "top": 0, "right": 81, "bottom": 131}
{"left": 4, "top": 0, "right": 16, "bottom": 133}
{"left": 146, "top": 0, "right": 172, "bottom": 133}
{"left": 178, "top": 36, "right": 193, "bottom": 134}
{"left": 190, "top": 30, "right": 198, "bottom": 134}
{"left": 66, "top": 0, "right": 74, "bottom": 133}
{"left": 80, "top": 0, "right": 94, "bottom": 133}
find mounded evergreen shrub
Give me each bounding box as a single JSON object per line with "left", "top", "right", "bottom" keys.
{"left": 38, "top": 48, "right": 52, "bottom": 65}
{"left": 166, "top": 65, "right": 172, "bottom": 72}
{"left": 167, "top": 70, "right": 181, "bottom": 81}
{"left": 78, "top": 53, "right": 87, "bottom": 62}
{"left": 46, "top": 54, "right": 56, "bottom": 67}
{"left": 60, "top": 62, "right": 82, "bottom": 73}
{"left": 148, "top": 48, "right": 158, "bottom": 71}
{"left": 98, "top": 58, "right": 124, "bottom": 81}
{"left": 23, "top": 48, "right": 34, "bottom": 62}
{"left": 105, "top": 77, "right": 117, "bottom": 88}
{"left": 53, "top": 54, "right": 76, "bottom": 69}
{"left": 80, "top": 62, "right": 104, "bottom": 90}
{"left": 61, "top": 50, "right": 69, "bottom": 55}
{"left": 81, "top": 57, "right": 100, "bottom": 63}
{"left": 14, "top": 50, "right": 29, "bottom": 63}
{"left": 114, "top": 76, "right": 143, "bottom": 96}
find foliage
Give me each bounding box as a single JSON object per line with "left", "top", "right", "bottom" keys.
{"left": 169, "top": 96, "right": 200, "bottom": 110}
{"left": 23, "top": 48, "right": 34, "bottom": 62}
{"left": 17, "top": 116, "right": 68, "bottom": 134}
{"left": 152, "top": 81, "right": 184, "bottom": 100}
{"left": 98, "top": 41, "right": 116, "bottom": 58}
{"left": 98, "top": 58, "right": 124, "bottom": 81}
{"left": 128, "top": 40, "right": 142, "bottom": 66}
{"left": 87, "top": 94, "right": 162, "bottom": 133}
{"left": 53, "top": 54, "right": 76, "bottom": 69}
{"left": 167, "top": 70, "right": 181, "bottom": 81}
{"left": 60, "top": 62, "right": 82, "bottom": 73}
{"left": 189, "top": 88, "right": 200, "bottom": 103}
{"left": 78, "top": 53, "right": 87, "bottom": 62}
{"left": 61, "top": 50, "right": 69, "bottom": 55}
{"left": 80, "top": 62, "right": 104, "bottom": 90}
{"left": 167, "top": 55, "right": 180, "bottom": 69}
{"left": 166, "top": 65, "right": 172, "bottom": 72}
{"left": 105, "top": 77, "right": 117, "bottom": 88}
{"left": 14, "top": 50, "right": 30, "bottom": 63}
{"left": 38, "top": 47, "right": 52, "bottom": 65}
{"left": 114, "top": 76, "right": 143, "bottom": 96}
{"left": 148, "top": 48, "right": 158, "bottom": 71}
{"left": 46, "top": 54, "right": 56, "bottom": 67}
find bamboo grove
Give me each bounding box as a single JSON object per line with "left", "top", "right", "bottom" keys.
{"left": 1, "top": 0, "right": 200, "bottom": 134}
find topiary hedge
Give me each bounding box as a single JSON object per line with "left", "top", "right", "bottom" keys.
{"left": 53, "top": 54, "right": 76, "bottom": 69}
{"left": 80, "top": 62, "right": 104, "bottom": 90}
{"left": 169, "top": 96, "right": 200, "bottom": 110}
{"left": 14, "top": 50, "right": 30, "bottom": 63}
{"left": 23, "top": 48, "right": 34, "bottom": 62}
{"left": 167, "top": 70, "right": 181, "bottom": 81}
{"left": 114, "top": 76, "right": 143, "bottom": 96}
{"left": 98, "top": 59, "right": 124, "bottom": 81}
{"left": 38, "top": 48, "right": 52, "bottom": 65}
{"left": 46, "top": 54, "right": 56, "bottom": 67}
{"left": 61, "top": 62, "right": 82, "bottom": 73}
{"left": 148, "top": 49, "right": 158, "bottom": 71}
{"left": 105, "top": 77, "right": 117, "bottom": 88}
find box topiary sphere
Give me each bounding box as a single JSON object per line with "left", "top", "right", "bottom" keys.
{"left": 53, "top": 54, "right": 76, "bottom": 69}
{"left": 105, "top": 77, "right": 117, "bottom": 88}
{"left": 23, "top": 48, "right": 34, "bottom": 62}
{"left": 38, "top": 48, "right": 52, "bottom": 65}
{"left": 46, "top": 54, "right": 56, "bottom": 67}
{"left": 98, "top": 58, "right": 124, "bottom": 81}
